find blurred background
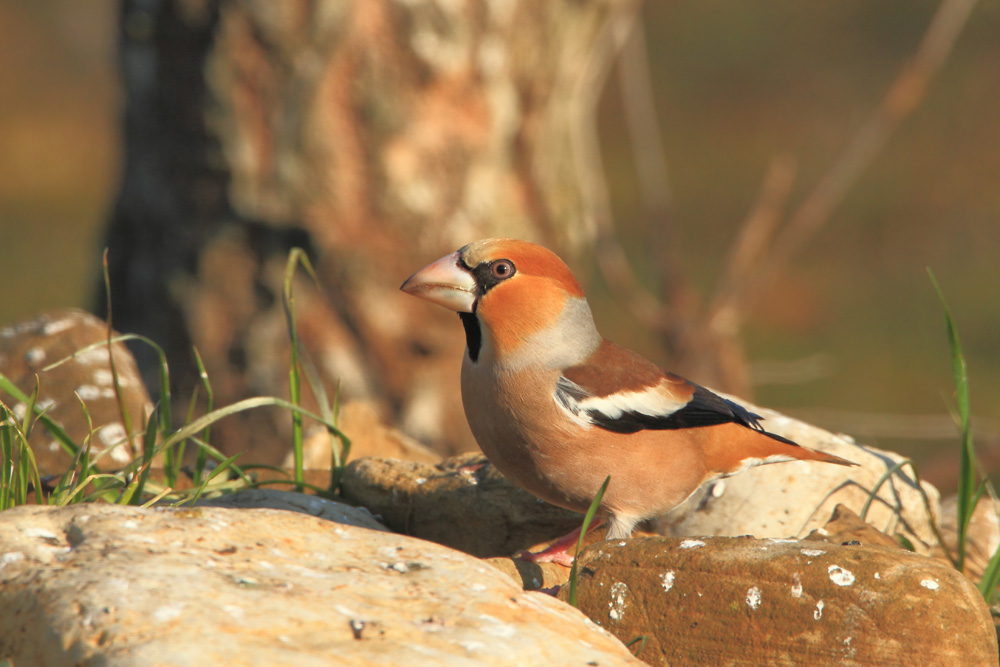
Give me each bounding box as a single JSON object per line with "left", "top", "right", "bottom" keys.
{"left": 2, "top": 0, "right": 997, "bottom": 492}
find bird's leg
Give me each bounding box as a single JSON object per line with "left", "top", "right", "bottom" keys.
{"left": 515, "top": 521, "right": 605, "bottom": 567}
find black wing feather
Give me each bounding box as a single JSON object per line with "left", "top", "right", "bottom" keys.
{"left": 559, "top": 375, "right": 786, "bottom": 439}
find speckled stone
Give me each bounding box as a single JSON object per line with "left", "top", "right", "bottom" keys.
{"left": 560, "top": 535, "right": 997, "bottom": 666}
{"left": 0, "top": 504, "right": 641, "bottom": 666}
{"left": 0, "top": 309, "right": 152, "bottom": 473}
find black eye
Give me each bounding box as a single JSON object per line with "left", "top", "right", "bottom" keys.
{"left": 490, "top": 259, "right": 515, "bottom": 280}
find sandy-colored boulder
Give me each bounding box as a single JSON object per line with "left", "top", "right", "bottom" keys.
{"left": 561, "top": 535, "right": 996, "bottom": 666}
{"left": 0, "top": 309, "right": 152, "bottom": 473}
{"left": 340, "top": 453, "right": 583, "bottom": 557}
{"left": 0, "top": 503, "right": 641, "bottom": 666}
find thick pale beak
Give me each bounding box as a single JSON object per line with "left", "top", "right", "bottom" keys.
{"left": 400, "top": 251, "right": 477, "bottom": 313}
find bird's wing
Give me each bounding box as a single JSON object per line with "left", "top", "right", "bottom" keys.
{"left": 555, "top": 340, "right": 778, "bottom": 437}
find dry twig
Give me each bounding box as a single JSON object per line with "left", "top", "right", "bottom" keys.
{"left": 588, "top": 0, "right": 979, "bottom": 392}
{"left": 708, "top": 0, "right": 979, "bottom": 326}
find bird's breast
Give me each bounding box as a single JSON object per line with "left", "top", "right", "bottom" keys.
{"left": 460, "top": 358, "right": 587, "bottom": 510}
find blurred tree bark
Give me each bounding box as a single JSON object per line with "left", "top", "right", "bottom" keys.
{"left": 100, "top": 0, "right": 638, "bottom": 462}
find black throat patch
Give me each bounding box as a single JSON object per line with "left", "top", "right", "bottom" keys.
{"left": 458, "top": 312, "right": 482, "bottom": 362}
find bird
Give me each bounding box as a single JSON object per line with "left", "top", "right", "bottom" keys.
{"left": 400, "top": 238, "right": 856, "bottom": 564}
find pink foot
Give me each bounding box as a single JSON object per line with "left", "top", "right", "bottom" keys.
{"left": 515, "top": 522, "right": 603, "bottom": 567}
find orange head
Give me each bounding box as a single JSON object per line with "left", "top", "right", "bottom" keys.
{"left": 401, "top": 239, "right": 598, "bottom": 364}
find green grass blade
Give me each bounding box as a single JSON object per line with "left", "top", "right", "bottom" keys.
{"left": 298, "top": 348, "right": 347, "bottom": 491}
{"left": 1, "top": 404, "right": 15, "bottom": 510}
{"left": 929, "top": 269, "right": 975, "bottom": 573}
{"left": 75, "top": 393, "right": 97, "bottom": 493}
{"left": 625, "top": 636, "right": 649, "bottom": 657}
{"left": 283, "top": 248, "right": 318, "bottom": 493}
{"left": 179, "top": 435, "right": 254, "bottom": 487}
{"left": 977, "top": 485, "right": 1000, "bottom": 603}
{"left": 125, "top": 407, "right": 160, "bottom": 505}
{"left": 60, "top": 473, "right": 127, "bottom": 506}
{"left": 859, "top": 458, "right": 912, "bottom": 521}
{"left": 139, "top": 485, "right": 174, "bottom": 508}
{"left": 17, "top": 440, "right": 44, "bottom": 506}
{"left": 859, "top": 455, "right": 957, "bottom": 569}
{"left": 1, "top": 400, "right": 48, "bottom": 507}
{"left": 102, "top": 250, "right": 137, "bottom": 458}
{"left": 569, "top": 475, "right": 611, "bottom": 608}
{"left": 977, "top": 545, "right": 1000, "bottom": 604}
{"left": 189, "top": 452, "right": 245, "bottom": 505}
{"left": 192, "top": 346, "right": 214, "bottom": 485}
{"left": 20, "top": 377, "right": 41, "bottom": 438}
{"left": 0, "top": 372, "right": 79, "bottom": 459}
{"left": 166, "top": 386, "right": 198, "bottom": 488}
{"left": 41, "top": 331, "right": 173, "bottom": 438}
{"left": 278, "top": 251, "right": 350, "bottom": 493}
{"left": 50, "top": 395, "right": 96, "bottom": 506}
{"left": 157, "top": 396, "right": 345, "bottom": 453}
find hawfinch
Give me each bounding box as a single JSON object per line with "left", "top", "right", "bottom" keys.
{"left": 401, "top": 238, "right": 854, "bottom": 563}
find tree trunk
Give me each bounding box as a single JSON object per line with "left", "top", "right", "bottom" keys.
{"left": 102, "top": 0, "right": 637, "bottom": 462}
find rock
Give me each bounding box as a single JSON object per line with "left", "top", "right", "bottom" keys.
{"left": 484, "top": 526, "right": 662, "bottom": 592}
{"left": 194, "top": 488, "right": 388, "bottom": 531}
{"left": 0, "top": 309, "right": 152, "bottom": 473}
{"left": 280, "top": 400, "right": 441, "bottom": 470}
{"left": 484, "top": 557, "right": 570, "bottom": 592}
{"left": 933, "top": 493, "right": 1000, "bottom": 585}
{"left": 657, "top": 404, "right": 942, "bottom": 554}
{"left": 339, "top": 453, "right": 583, "bottom": 558}
{"left": 804, "top": 504, "right": 904, "bottom": 551}
{"left": 561, "top": 535, "right": 997, "bottom": 666}
{"left": 0, "top": 504, "right": 641, "bottom": 666}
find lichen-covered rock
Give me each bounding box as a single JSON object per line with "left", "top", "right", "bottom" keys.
{"left": 657, "top": 404, "right": 942, "bottom": 554}
{"left": 340, "top": 453, "right": 582, "bottom": 558}
{"left": 804, "top": 503, "right": 904, "bottom": 550}
{"left": 0, "top": 309, "right": 152, "bottom": 473}
{"left": 0, "top": 504, "right": 641, "bottom": 666}
{"left": 560, "top": 535, "right": 997, "bottom": 666}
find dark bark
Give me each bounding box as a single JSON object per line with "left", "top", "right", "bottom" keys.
{"left": 101, "top": 0, "right": 637, "bottom": 462}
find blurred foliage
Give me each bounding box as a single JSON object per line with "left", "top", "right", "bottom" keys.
{"left": 1, "top": 0, "right": 997, "bottom": 491}
{"left": 594, "top": 0, "right": 1000, "bottom": 490}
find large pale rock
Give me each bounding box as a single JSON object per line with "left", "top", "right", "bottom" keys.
{"left": 340, "top": 453, "right": 583, "bottom": 558}
{"left": 561, "top": 535, "right": 997, "bottom": 666}
{"left": 657, "top": 404, "right": 942, "bottom": 554}
{"left": 0, "top": 309, "right": 152, "bottom": 473}
{"left": 0, "top": 504, "right": 641, "bottom": 666}
{"left": 933, "top": 493, "right": 1000, "bottom": 584}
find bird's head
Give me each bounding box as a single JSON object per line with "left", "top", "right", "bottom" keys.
{"left": 401, "top": 238, "right": 599, "bottom": 365}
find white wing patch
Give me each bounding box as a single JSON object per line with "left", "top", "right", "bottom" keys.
{"left": 553, "top": 377, "right": 595, "bottom": 427}
{"left": 554, "top": 377, "right": 687, "bottom": 427}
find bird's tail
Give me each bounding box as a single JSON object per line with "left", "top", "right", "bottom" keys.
{"left": 762, "top": 429, "right": 858, "bottom": 467}
{"left": 703, "top": 423, "right": 858, "bottom": 477}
